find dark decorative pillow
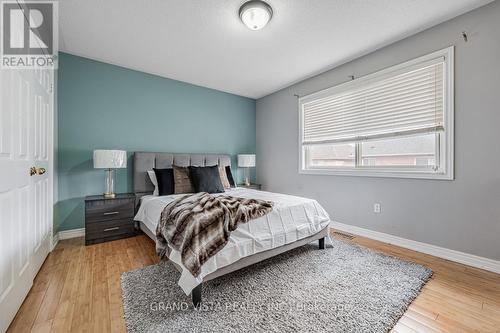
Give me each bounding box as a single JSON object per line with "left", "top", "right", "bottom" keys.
{"left": 225, "top": 166, "right": 235, "bottom": 187}
{"left": 189, "top": 166, "right": 225, "bottom": 193}
{"left": 173, "top": 166, "right": 194, "bottom": 194}
{"left": 153, "top": 168, "right": 174, "bottom": 196}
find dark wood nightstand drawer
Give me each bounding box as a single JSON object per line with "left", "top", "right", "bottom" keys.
{"left": 85, "top": 199, "right": 134, "bottom": 223}
{"left": 84, "top": 193, "right": 137, "bottom": 245}
{"left": 86, "top": 219, "right": 135, "bottom": 240}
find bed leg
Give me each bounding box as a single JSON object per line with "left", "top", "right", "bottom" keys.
{"left": 318, "top": 237, "right": 325, "bottom": 249}
{"left": 192, "top": 283, "right": 202, "bottom": 308}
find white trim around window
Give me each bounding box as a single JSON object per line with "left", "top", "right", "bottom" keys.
{"left": 298, "top": 46, "right": 454, "bottom": 180}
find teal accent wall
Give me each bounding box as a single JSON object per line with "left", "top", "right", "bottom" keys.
{"left": 56, "top": 52, "right": 256, "bottom": 232}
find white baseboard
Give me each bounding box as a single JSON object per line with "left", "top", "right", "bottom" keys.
{"left": 58, "top": 227, "right": 85, "bottom": 240}
{"left": 51, "top": 233, "right": 59, "bottom": 251}
{"left": 331, "top": 221, "right": 500, "bottom": 275}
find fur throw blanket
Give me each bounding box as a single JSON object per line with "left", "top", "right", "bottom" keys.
{"left": 156, "top": 192, "right": 274, "bottom": 277}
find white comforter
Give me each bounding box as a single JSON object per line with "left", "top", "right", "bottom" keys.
{"left": 134, "top": 188, "right": 331, "bottom": 294}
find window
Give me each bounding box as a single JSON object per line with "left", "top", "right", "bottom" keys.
{"left": 299, "top": 47, "right": 454, "bottom": 179}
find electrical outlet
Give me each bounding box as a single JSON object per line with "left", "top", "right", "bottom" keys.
{"left": 373, "top": 203, "right": 381, "bottom": 213}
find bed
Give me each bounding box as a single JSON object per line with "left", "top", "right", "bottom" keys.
{"left": 132, "top": 152, "right": 331, "bottom": 306}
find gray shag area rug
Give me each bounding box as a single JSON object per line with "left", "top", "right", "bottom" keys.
{"left": 121, "top": 238, "right": 432, "bottom": 333}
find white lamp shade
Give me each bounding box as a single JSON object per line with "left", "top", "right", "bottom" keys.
{"left": 238, "top": 154, "right": 256, "bottom": 167}
{"left": 93, "top": 150, "right": 127, "bottom": 169}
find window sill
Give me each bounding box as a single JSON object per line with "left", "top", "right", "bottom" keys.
{"left": 299, "top": 168, "right": 454, "bottom": 180}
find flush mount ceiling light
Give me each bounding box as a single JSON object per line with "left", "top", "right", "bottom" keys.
{"left": 239, "top": 0, "right": 273, "bottom": 31}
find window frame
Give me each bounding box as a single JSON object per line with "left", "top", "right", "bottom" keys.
{"left": 298, "top": 47, "right": 454, "bottom": 180}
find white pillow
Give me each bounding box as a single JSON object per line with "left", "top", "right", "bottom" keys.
{"left": 147, "top": 170, "right": 159, "bottom": 196}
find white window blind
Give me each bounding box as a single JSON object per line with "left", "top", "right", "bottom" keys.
{"left": 302, "top": 57, "right": 445, "bottom": 145}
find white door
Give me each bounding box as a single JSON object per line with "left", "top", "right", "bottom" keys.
{"left": 0, "top": 65, "right": 54, "bottom": 332}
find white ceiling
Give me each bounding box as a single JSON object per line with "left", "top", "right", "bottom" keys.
{"left": 59, "top": 0, "right": 493, "bottom": 99}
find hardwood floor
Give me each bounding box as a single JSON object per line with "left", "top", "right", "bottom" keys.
{"left": 7, "top": 232, "right": 500, "bottom": 333}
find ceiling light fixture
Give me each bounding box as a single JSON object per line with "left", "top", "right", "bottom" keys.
{"left": 239, "top": 0, "right": 273, "bottom": 31}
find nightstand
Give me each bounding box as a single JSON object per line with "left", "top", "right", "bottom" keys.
{"left": 237, "top": 184, "right": 262, "bottom": 190}
{"left": 84, "top": 193, "right": 137, "bottom": 245}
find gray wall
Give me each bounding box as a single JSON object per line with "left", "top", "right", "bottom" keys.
{"left": 256, "top": 1, "right": 500, "bottom": 261}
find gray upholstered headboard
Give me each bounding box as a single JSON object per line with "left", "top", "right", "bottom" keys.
{"left": 133, "top": 152, "right": 232, "bottom": 197}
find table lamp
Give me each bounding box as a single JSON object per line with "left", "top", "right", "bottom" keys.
{"left": 93, "top": 150, "right": 127, "bottom": 198}
{"left": 238, "top": 154, "right": 255, "bottom": 186}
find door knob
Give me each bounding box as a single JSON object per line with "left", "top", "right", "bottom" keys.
{"left": 30, "top": 167, "right": 46, "bottom": 176}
